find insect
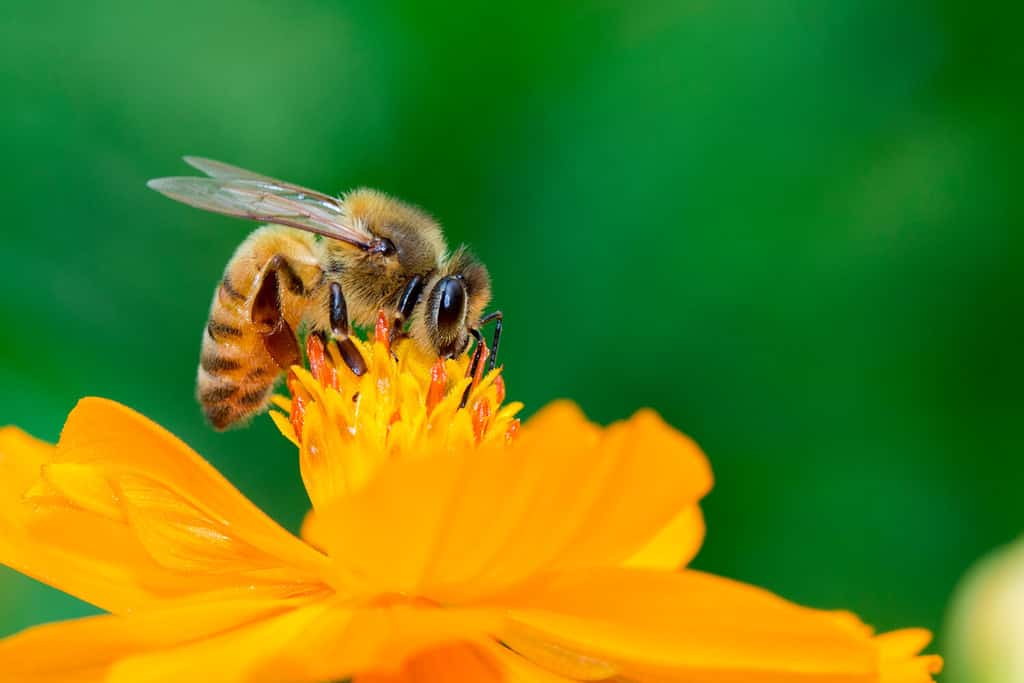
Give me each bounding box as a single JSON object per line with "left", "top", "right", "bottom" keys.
{"left": 148, "top": 157, "right": 502, "bottom": 430}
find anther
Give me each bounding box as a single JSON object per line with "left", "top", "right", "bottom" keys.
{"left": 306, "top": 333, "right": 337, "bottom": 390}
{"left": 375, "top": 310, "right": 391, "bottom": 349}
{"left": 505, "top": 418, "right": 520, "bottom": 444}
{"left": 427, "top": 357, "right": 447, "bottom": 415}
{"left": 287, "top": 370, "right": 309, "bottom": 439}
{"left": 494, "top": 375, "right": 506, "bottom": 405}
{"left": 473, "top": 344, "right": 490, "bottom": 388}
{"left": 472, "top": 399, "right": 491, "bottom": 443}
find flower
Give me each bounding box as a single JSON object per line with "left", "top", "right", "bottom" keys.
{"left": 0, "top": 322, "right": 941, "bottom": 682}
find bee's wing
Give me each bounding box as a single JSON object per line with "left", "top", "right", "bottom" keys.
{"left": 148, "top": 158, "right": 374, "bottom": 250}
{"left": 182, "top": 156, "right": 275, "bottom": 181}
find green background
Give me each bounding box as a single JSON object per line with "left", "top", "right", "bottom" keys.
{"left": 1, "top": 1, "right": 1021, "bottom": 677}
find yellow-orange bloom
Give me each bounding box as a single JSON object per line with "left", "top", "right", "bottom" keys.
{"left": 0, "top": 331, "right": 941, "bottom": 682}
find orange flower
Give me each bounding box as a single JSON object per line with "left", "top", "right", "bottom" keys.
{"left": 0, "top": 330, "right": 941, "bottom": 682}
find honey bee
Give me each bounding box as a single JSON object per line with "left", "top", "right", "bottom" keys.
{"left": 148, "top": 157, "right": 501, "bottom": 430}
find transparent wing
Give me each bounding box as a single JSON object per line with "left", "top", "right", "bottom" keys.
{"left": 148, "top": 157, "right": 373, "bottom": 250}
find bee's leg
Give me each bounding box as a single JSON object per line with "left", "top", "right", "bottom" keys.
{"left": 390, "top": 274, "right": 426, "bottom": 346}
{"left": 459, "top": 328, "right": 486, "bottom": 409}
{"left": 479, "top": 310, "right": 503, "bottom": 373}
{"left": 251, "top": 257, "right": 302, "bottom": 369}
{"left": 329, "top": 282, "right": 368, "bottom": 376}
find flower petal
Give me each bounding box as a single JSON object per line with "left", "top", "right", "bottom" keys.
{"left": 319, "top": 406, "right": 712, "bottom": 601}
{"left": 0, "top": 597, "right": 308, "bottom": 682}
{"left": 624, "top": 504, "right": 705, "bottom": 569}
{"left": 353, "top": 641, "right": 591, "bottom": 683}
{"left": 0, "top": 427, "right": 170, "bottom": 613}
{"left": 106, "top": 603, "right": 502, "bottom": 683}
{"left": 299, "top": 508, "right": 326, "bottom": 552}
{"left": 55, "top": 398, "right": 328, "bottom": 577}
{"left": 482, "top": 641, "right": 585, "bottom": 683}
{"left": 354, "top": 643, "right": 505, "bottom": 683}
{"left": 481, "top": 568, "right": 939, "bottom": 682}
{"left": 0, "top": 399, "right": 332, "bottom": 614}
{"left": 877, "top": 630, "right": 943, "bottom": 683}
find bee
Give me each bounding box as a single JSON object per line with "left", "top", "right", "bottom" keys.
{"left": 148, "top": 157, "right": 501, "bottom": 430}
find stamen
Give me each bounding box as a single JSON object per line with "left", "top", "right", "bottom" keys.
{"left": 472, "top": 399, "right": 491, "bottom": 443}
{"left": 287, "top": 370, "right": 309, "bottom": 439}
{"left": 375, "top": 310, "right": 391, "bottom": 349}
{"left": 473, "top": 344, "right": 490, "bottom": 388}
{"left": 306, "top": 334, "right": 337, "bottom": 390}
{"left": 427, "top": 357, "right": 447, "bottom": 415}
{"left": 494, "top": 375, "right": 506, "bottom": 405}
{"left": 505, "top": 418, "right": 520, "bottom": 444}
{"left": 271, "top": 308, "right": 523, "bottom": 461}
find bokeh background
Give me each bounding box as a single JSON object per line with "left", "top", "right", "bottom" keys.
{"left": 1, "top": 1, "right": 1021, "bottom": 677}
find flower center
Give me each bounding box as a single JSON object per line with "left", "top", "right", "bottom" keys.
{"left": 269, "top": 311, "right": 523, "bottom": 504}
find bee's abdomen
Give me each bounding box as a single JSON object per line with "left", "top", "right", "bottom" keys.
{"left": 196, "top": 226, "right": 319, "bottom": 430}
{"left": 197, "top": 279, "right": 280, "bottom": 429}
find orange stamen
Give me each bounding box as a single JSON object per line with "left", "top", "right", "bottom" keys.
{"left": 375, "top": 310, "right": 391, "bottom": 349}
{"left": 287, "top": 370, "right": 308, "bottom": 439}
{"left": 426, "top": 357, "right": 447, "bottom": 414}
{"left": 472, "top": 399, "right": 491, "bottom": 443}
{"left": 505, "top": 418, "right": 520, "bottom": 444}
{"left": 494, "top": 375, "right": 506, "bottom": 405}
{"left": 306, "top": 334, "right": 337, "bottom": 390}
{"left": 473, "top": 343, "right": 490, "bottom": 388}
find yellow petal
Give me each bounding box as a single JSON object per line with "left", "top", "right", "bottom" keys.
{"left": 55, "top": 398, "right": 329, "bottom": 577}
{"left": 481, "top": 568, "right": 939, "bottom": 682}
{"left": 0, "top": 427, "right": 57, "bottom": 510}
{"left": 482, "top": 641, "right": 584, "bottom": 683}
{"left": 0, "top": 427, "right": 172, "bottom": 613}
{"left": 319, "top": 407, "right": 712, "bottom": 601}
{"left": 0, "top": 400, "right": 332, "bottom": 614}
{"left": 0, "top": 597, "right": 309, "bottom": 682}
{"left": 299, "top": 508, "right": 327, "bottom": 552}
{"left": 877, "top": 629, "right": 943, "bottom": 683}
{"left": 518, "top": 400, "right": 601, "bottom": 445}
{"left": 353, "top": 640, "right": 596, "bottom": 683}
{"left": 107, "top": 602, "right": 502, "bottom": 683}
{"left": 355, "top": 643, "right": 505, "bottom": 683}
{"left": 624, "top": 504, "right": 705, "bottom": 569}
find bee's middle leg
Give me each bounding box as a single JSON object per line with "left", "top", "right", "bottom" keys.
{"left": 328, "top": 282, "right": 368, "bottom": 376}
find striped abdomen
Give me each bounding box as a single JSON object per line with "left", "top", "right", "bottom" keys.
{"left": 197, "top": 226, "right": 324, "bottom": 429}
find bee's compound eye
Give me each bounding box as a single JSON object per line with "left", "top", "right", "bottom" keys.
{"left": 435, "top": 276, "right": 466, "bottom": 330}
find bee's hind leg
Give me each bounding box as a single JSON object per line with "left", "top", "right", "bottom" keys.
{"left": 251, "top": 257, "right": 302, "bottom": 370}
{"left": 328, "top": 282, "right": 368, "bottom": 376}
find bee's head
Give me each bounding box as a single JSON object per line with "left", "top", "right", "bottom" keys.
{"left": 411, "top": 247, "right": 491, "bottom": 358}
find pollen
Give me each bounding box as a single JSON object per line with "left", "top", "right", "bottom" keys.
{"left": 270, "top": 312, "right": 522, "bottom": 504}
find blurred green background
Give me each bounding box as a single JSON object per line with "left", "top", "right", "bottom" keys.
{"left": 1, "top": 0, "right": 1021, "bottom": 675}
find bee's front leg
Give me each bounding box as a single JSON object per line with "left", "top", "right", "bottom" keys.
{"left": 479, "top": 310, "right": 503, "bottom": 373}
{"left": 389, "top": 274, "right": 426, "bottom": 347}
{"left": 328, "top": 282, "right": 368, "bottom": 376}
